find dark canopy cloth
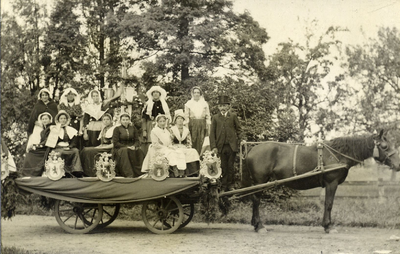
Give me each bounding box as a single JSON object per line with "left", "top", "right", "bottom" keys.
{"left": 15, "top": 177, "right": 199, "bottom": 204}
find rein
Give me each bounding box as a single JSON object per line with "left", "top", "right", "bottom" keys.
{"left": 322, "top": 143, "right": 364, "bottom": 164}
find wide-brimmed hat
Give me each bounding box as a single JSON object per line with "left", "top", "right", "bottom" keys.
{"left": 173, "top": 109, "right": 186, "bottom": 123}
{"left": 217, "top": 95, "right": 230, "bottom": 105}
{"left": 54, "top": 110, "right": 71, "bottom": 125}
{"left": 155, "top": 114, "right": 168, "bottom": 122}
{"left": 37, "top": 88, "right": 53, "bottom": 100}
{"left": 146, "top": 86, "right": 167, "bottom": 100}
{"left": 37, "top": 112, "right": 53, "bottom": 123}
{"left": 60, "top": 88, "right": 80, "bottom": 105}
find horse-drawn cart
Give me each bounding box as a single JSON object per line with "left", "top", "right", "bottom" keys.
{"left": 8, "top": 131, "right": 400, "bottom": 234}
{"left": 15, "top": 177, "right": 200, "bottom": 234}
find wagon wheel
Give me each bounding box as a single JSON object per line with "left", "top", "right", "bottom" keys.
{"left": 141, "top": 196, "right": 183, "bottom": 234}
{"left": 81, "top": 203, "right": 121, "bottom": 229}
{"left": 179, "top": 202, "right": 195, "bottom": 229}
{"left": 98, "top": 204, "right": 120, "bottom": 229}
{"left": 54, "top": 200, "right": 103, "bottom": 234}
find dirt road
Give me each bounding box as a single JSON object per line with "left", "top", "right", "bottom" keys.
{"left": 2, "top": 215, "right": 400, "bottom": 254}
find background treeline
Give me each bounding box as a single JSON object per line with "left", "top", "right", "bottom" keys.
{"left": 2, "top": 0, "right": 400, "bottom": 167}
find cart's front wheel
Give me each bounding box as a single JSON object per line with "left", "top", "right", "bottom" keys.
{"left": 179, "top": 202, "right": 195, "bottom": 229}
{"left": 98, "top": 204, "right": 120, "bottom": 229}
{"left": 142, "top": 196, "right": 183, "bottom": 234}
{"left": 54, "top": 200, "right": 103, "bottom": 234}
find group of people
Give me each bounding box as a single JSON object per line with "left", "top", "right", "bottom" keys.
{"left": 21, "top": 85, "right": 241, "bottom": 191}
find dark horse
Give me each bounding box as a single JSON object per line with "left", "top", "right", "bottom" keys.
{"left": 246, "top": 130, "right": 400, "bottom": 233}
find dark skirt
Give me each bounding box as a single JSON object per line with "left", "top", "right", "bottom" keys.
{"left": 85, "top": 130, "right": 101, "bottom": 147}
{"left": 80, "top": 147, "right": 112, "bottom": 177}
{"left": 53, "top": 147, "right": 83, "bottom": 175}
{"left": 114, "top": 147, "right": 144, "bottom": 178}
{"left": 21, "top": 148, "right": 49, "bottom": 177}
{"left": 189, "top": 119, "right": 207, "bottom": 155}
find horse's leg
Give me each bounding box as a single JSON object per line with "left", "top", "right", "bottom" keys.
{"left": 251, "top": 192, "right": 264, "bottom": 232}
{"left": 322, "top": 180, "right": 339, "bottom": 233}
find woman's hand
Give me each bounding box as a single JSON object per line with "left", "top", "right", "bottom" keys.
{"left": 128, "top": 145, "right": 136, "bottom": 150}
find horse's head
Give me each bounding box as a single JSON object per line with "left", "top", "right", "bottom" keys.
{"left": 374, "top": 130, "right": 400, "bottom": 171}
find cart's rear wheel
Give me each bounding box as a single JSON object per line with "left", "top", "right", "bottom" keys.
{"left": 141, "top": 196, "right": 183, "bottom": 234}
{"left": 54, "top": 200, "right": 103, "bottom": 234}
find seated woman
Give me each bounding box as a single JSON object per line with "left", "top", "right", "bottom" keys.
{"left": 80, "top": 113, "right": 114, "bottom": 177}
{"left": 82, "top": 89, "right": 107, "bottom": 147}
{"left": 170, "top": 110, "right": 200, "bottom": 176}
{"left": 21, "top": 112, "right": 53, "bottom": 176}
{"left": 141, "top": 115, "right": 188, "bottom": 177}
{"left": 45, "top": 110, "right": 83, "bottom": 177}
{"left": 112, "top": 113, "right": 144, "bottom": 178}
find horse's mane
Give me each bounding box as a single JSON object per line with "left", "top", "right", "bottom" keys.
{"left": 327, "top": 135, "right": 374, "bottom": 161}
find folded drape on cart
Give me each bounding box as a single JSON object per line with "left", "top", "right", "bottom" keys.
{"left": 16, "top": 177, "right": 199, "bottom": 204}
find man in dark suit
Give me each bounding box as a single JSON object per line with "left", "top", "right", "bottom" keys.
{"left": 210, "top": 95, "right": 241, "bottom": 191}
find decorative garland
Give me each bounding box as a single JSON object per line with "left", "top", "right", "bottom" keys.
{"left": 1, "top": 171, "right": 21, "bottom": 219}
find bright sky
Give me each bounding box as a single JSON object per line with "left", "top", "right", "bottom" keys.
{"left": 233, "top": 0, "right": 400, "bottom": 54}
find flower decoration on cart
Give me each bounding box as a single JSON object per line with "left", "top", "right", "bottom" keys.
{"left": 44, "top": 151, "right": 65, "bottom": 181}
{"left": 149, "top": 151, "right": 169, "bottom": 181}
{"left": 95, "top": 152, "right": 116, "bottom": 182}
{"left": 200, "top": 150, "right": 222, "bottom": 182}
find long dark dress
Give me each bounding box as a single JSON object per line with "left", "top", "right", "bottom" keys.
{"left": 112, "top": 124, "right": 144, "bottom": 177}
{"left": 21, "top": 126, "right": 50, "bottom": 176}
{"left": 27, "top": 100, "right": 58, "bottom": 136}
{"left": 80, "top": 125, "right": 113, "bottom": 177}
{"left": 82, "top": 103, "right": 107, "bottom": 147}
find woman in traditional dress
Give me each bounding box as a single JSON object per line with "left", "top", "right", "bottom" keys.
{"left": 112, "top": 113, "right": 144, "bottom": 177}
{"left": 141, "top": 115, "right": 187, "bottom": 177}
{"left": 21, "top": 112, "right": 53, "bottom": 176}
{"left": 80, "top": 113, "right": 114, "bottom": 177}
{"left": 141, "top": 86, "right": 171, "bottom": 151}
{"left": 184, "top": 86, "right": 211, "bottom": 155}
{"left": 58, "top": 88, "right": 84, "bottom": 136}
{"left": 27, "top": 88, "right": 58, "bottom": 137}
{"left": 45, "top": 110, "right": 83, "bottom": 177}
{"left": 170, "top": 110, "right": 200, "bottom": 176}
{"left": 82, "top": 90, "right": 107, "bottom": 147}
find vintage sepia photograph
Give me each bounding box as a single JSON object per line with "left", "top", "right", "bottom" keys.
{"left": 1, "top": 0, "right": 400, "bottom": 253}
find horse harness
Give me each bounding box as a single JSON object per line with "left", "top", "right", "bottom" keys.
{"left": 291, "top": 140, "right": 396, "bottom": 177}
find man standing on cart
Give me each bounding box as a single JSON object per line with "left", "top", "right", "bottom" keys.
{"left": 210, "top": 95, "right": 241, "bottom": 192}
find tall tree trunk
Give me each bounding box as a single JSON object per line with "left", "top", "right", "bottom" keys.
{"left": 178, "top": 15, "right": 189, "bottom": 84}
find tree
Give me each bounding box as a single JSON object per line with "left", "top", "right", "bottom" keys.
{"left": 1, "top": 0, "right": 48, "bottom": 95}
{"left": 267, "top": 21, "right": 346, "bottom": 141}
{"left": 119, "top": 0, "right": 269, "bottom": 92}
{"left": 43, "top": 0, "right": 88, "bottom": 92}
{"left": 344, "top": 27, "right": 400, "bottom": 132}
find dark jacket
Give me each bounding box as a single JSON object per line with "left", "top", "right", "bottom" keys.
{"left": 112, "top": 124, "right": 140, "bottom": 149}
{"left": 210, "top": 111, "right": 241, "bottom": 153}
{"left": 27, "top": 100, "right": 58, "bottom": 135}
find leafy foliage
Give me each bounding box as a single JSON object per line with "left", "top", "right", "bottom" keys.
{"left": 343, "top": 27, "right": 400, "bottom": 133}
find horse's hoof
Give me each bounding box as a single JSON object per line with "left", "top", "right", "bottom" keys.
{"left": 254, "top": 224, "right": 265, "bottom": 233}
